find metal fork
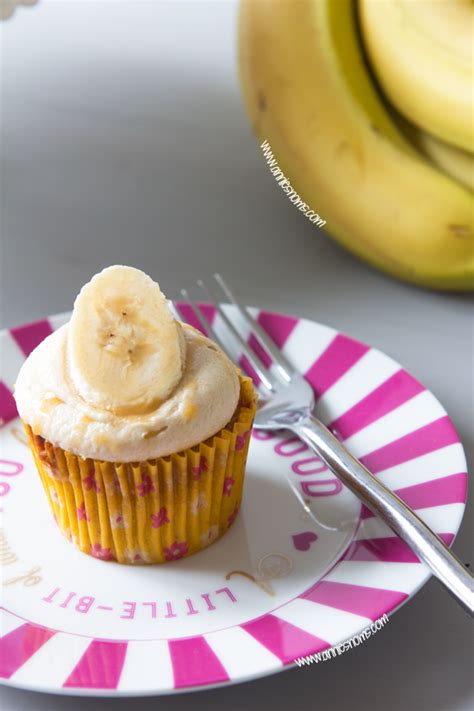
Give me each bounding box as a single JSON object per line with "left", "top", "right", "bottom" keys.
{"left": 177, "top": 274, "right": 473, "bottom": 615}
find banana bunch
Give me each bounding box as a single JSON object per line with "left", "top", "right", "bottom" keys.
{"left": 239, "top": 0, "right": 474, "bottom": 291}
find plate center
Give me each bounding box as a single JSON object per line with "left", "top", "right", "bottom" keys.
{"left": 2, "top": 425, "right": 360, "bottom": 640}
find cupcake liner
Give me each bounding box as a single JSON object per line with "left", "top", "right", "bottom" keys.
{"left": 24, "top": 376, "right": 256, "bottom": 564}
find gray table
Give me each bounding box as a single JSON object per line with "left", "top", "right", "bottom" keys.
{"left": 1, "top": 2, "right": 472, "bottom": 709}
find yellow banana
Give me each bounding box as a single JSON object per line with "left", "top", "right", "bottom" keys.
{"left": 401, "top": 120, "right": 474, "bottom": 193}
{"left": 239, "top": 0, "right": 474, "bottom": 290}
{"left": 358, "top": 0, "right": 473, "bottom": 152}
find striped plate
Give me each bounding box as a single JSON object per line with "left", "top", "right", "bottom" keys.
{"left": 0, "top": 305, "right": 468, "bottom": 696}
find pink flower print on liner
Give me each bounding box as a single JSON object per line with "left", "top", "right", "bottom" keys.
{"left": 223, "top": 477, "right": 235, "bottom": 496}
{"left": 137, "top": 472, "right": 155, "bottom": 497}
{"left": 112, "top": 513, "right": 124, "bottom": 529}
{"left": 190, "top": 491, "right": 208, "bottom": 515}
{"left": 82, "top": 467, "right": 100, "bottom": 493}
{"left": 44, "top": 463, "right": 59, "bottom": 479}
{"left": 191, "top": 456, "right": 208, "bottom": 481}
{"left": 76, "top": 502, "right": 89, "bottom": 522}
{"left": 90, "top": 543, "right": 113, "bottom": 561}
{"left": 49, "top": 487, "right": 62, "bottom": 505}
{"left": 107, "top": 472, "right": 122, "bottom": 494}
{"left": 125, "top": 549, "right": 148, "bottom": 564}
{"left": 215, "top": 450, "right": 228, "bottom": 470}
{"left": 151, "top": 507, "right": 170, "bottom": 529}
{"left": 200, "top": 525, "right": 219, "bottom": 547}
{"left": 164, "top": 541, "right": 189, "bottom": 562}
{"left": 227, "top": 504, "right": 240, "bottom": 528}
{"left": 235, "top": 431, "right": 250, "bottom": 452}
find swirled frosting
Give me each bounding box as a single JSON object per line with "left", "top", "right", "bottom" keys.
{"left": 14, "top": 322, "right": 241, "bottom": 462}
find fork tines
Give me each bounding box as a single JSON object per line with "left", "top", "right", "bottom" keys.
{"left": 178, "top": 274, "right": 295, "bottom": 397}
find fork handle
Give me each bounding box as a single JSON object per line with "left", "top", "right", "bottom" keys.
{"left": 292, "top": 414, "right": 474, "bottom": 615}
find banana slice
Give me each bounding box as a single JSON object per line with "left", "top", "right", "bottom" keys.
{"left": 67, "top": 265, "right": 185, "bottom": 416}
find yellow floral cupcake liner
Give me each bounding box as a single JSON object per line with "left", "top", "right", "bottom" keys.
{"left": 24, "top": 376, "right": 256, "bottom": 564}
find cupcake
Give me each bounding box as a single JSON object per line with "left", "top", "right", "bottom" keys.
{"left": 14, "top": 265, "right": 257, "bottom": 564}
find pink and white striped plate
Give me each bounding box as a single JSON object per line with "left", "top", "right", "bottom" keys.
{"left": 0, "top": 305, "right": 468, "bottom": 696}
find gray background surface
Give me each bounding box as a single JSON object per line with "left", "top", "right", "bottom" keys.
{"left": 0, "top": 2, "right": 472, "bottom": 710}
